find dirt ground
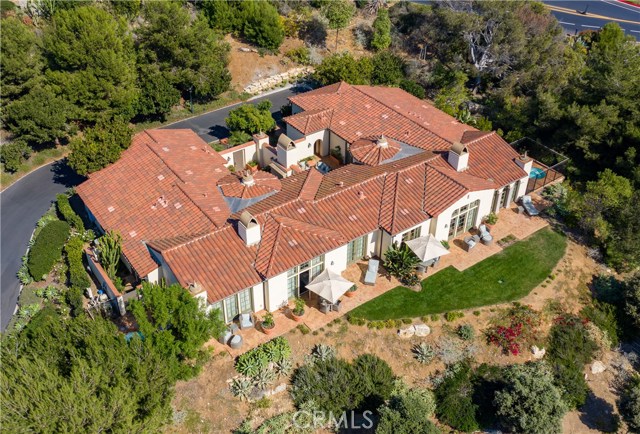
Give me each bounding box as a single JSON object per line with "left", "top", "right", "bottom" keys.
{"left": 168, "top": 236, "right": 633, "bottom": 434}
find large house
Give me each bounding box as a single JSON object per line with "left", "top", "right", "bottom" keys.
{"left": 76, "top": 82, "right": 533, "bottom": 322}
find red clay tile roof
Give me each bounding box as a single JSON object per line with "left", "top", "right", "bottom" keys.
{"left": 350, "top": 136, "right": 402, "bottom": 166}
{"left": 285, "top": 108, "right": 334, "bottom": 134}
{"left": 217, "top": 171, "right": 281, "bottom": 199}
{"left": 288, "top": 82, "right": 475, "bottom": 149}
{"left": 78, "top": 85, "right": 528, "bottom": 303}
{"left": 148, "top": 226, "right": 262, "bottom": 302}
{"left": 76, "top": 129, "right": 231, "bottom": 276}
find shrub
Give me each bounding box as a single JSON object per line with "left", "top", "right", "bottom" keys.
{"left": 66, "top": 287, "right": 84, "bottom": 317}
{"left": 399, "top": 79, "right": 426, "bottom": 99}
{"left": 353, "top": 354, "right": 395, "bottom": 409}
{"left": 291, "top": 357, "right": 360, "bottom": 414}
{"left": 623, "top": 272, "right": 640, "bottom": 332}
{"left": 370, "top": 8, "right": 391, "bottom": 51}
{"left": 226, "top": 101, "right": 275, "bottom": 135}
{"left": 297, "top": 324, "right": 310, "bottom": 334}
{"left": 310, "top": 343, "right": 336, "bottom": 362}
{"left": 580, "top": 301, "right": 620, "bottom": 348}
{"left": 486, "top": 304, "right": 541, "bottom": 356}
{"left": 1, "top": 140, "right": 31, "bottom": 172}
{"left": 495, "top": 362, "right": 567, "bottom": 434}
{"left": 547, "top": 315, "right": 597, "bottom": 408}
{"left": 235, "top": 337, "right": 291, "bottom": 377}
{"left": 347, "top": 315, "right": 366, "bottom": 326}
{"left": 457, "top": 324, "right": 475, "bottom": 341}
{"left": 285, "top": 46, "right": 311, "bottom": 65}
{"left": 435, "top": 361, "right": 480, "bottom": 432}
{"left": 384, "top": 242, "right": 420, "bottom": 282}
{"left": 65, "top": 235, "right": 91, "bottom": 291}
{"left": 413, "top": 342, "right": 435, "bottom": 364}
{"left": 377, "top": 386, "right": 439, "bottom": 434}
{"left": 28, "top": 220, "right": 70, "bottom": 280}
{"left": 444, "top": 311, "right": 464, "bottom": 322}
{"left": 619, "top": 374, "right": 640, "bottom": 431}
{"left": 56, "top": 194, "right": 84, "bottom": 232}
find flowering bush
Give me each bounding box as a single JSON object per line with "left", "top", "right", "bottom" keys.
{"left": 485, "top": 304, "right": 541, "bottom": 356}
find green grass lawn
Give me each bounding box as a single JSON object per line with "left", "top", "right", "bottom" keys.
{"left": 350, "top": 228, "right": 567, "bottom": 320}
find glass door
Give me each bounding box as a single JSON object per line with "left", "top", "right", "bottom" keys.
{"left": 347, "top": 235, "right": 367, "bottom": 264}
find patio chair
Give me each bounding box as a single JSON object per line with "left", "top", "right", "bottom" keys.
{"left": 332, "top": 300, "right": 342, "bottom": 312}
{"left": 364, "top": 258, "right": 379, "bottom": 285}
{"left": 218, "top": 328, "right": 233, "bottom": 345}
{"left": 464, "top": 235, "right": 481, "bottom": 252}
{"left": 238, "top": 313, "right": 254, "bottom": 330}
{"left": 520, "top": 195, "right": 540, "bottom": 216}
{"left": 478, "top": 224, "right": 491, "bottom": 238}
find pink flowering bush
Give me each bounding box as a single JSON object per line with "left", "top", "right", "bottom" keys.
{"left": 485, "top": 303, "right": 541, "bottom": 356}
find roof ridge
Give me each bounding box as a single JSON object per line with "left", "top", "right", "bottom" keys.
{"left": 426, "top": 163, "right": 469, "bottom": 192}
{"left": 352, "top": 86, "right": 458, "bottom": 147}
{"left": 148, "top": 228, "right": 221, "bottom": 253}
{"left": 461, "top": 130, "right": 495, "bottom": 145}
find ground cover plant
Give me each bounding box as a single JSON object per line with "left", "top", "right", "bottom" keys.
{"left": 352, "top": 229, "right": 566, "bottom": 320}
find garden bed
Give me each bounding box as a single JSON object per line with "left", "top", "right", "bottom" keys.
{"left": 350, "top": 228, "right": 567, "bottom": 320}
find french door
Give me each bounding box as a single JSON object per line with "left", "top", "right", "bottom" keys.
{"left": 347, "top": 235, "right": 367, "bottom": 264}
{"left": 448, "top": 200, "right": 480, "bottom": 239}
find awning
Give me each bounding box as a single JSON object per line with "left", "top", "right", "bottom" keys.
{"left": 405, "top": 235, "right": 450, "bottom": 262}
{"left": 305, "top": 268, "right": 353, "bottom": 304}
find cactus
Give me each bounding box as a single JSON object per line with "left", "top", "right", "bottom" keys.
{"left": 99, "top": 230, "right": 122, "bottom": 279}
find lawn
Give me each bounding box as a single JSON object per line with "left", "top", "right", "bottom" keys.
{"left": 350, "top": 228, "right": 567, "bottom": 320}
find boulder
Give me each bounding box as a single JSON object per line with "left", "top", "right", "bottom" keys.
{"left": 531, "top": 345, "right": 546, "bottom": 359}
{"left": 239, "top": 47, "right": 251, "bottom": 53}
{"left": 591, "top": 361, "right": 606, "bottom": 374}
{"left": 397, "top": 326, "right": 416, "bottom": 338}
{"left": 414, "top": 324, "right": 431, "bottom": 337}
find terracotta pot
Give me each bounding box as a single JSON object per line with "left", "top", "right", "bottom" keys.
{"left": 292, "top": 311, "right": 304, "bottom": 322}
{"left": 307, "top": 159, "right": 317, "bottom": 167}
{"left": 261, "top": 322, "right": 274, "bottom": 334}
{"left": 247, "top": 164, "right": 259, "bottom": 173}
{"left": 345, "top": 290, "right": 356, "bottom": 298}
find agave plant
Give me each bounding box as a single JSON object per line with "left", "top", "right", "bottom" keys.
{"left": 312, "top": 344, "right": 336, "bottom": 362}
{"left": 413, "top": 342, "right": 435, "bottom": 364}
{"left": 383, "top": 243, "right": 420, "bottom": 280}
{"left": 274, "top": 358, "right": 293, "bottom": 378}
{"left": 235, "top": 351, "right": 268, "bottom": 378}
{"left": 17, "top": 265, "right": 33, "bottom": 285}
{"left": 253, "top": 367, "right": 276, "bottom": 390}
{"left": 230, "top": 376, "right": 253, "bottom": 401}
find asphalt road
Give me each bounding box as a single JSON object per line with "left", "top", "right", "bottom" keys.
{"left": 163, "top": 85, "right": 305, "bottom": 143}
{"left": 543, "top": 0, "right": 640, "bottom": 39}
{"left": 0, "top": 161, "right": 84, "bottom": 330}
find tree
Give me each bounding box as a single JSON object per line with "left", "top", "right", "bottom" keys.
{"left": 201, "top": 0, "right": 237, "bottom": 33}
{"left": 371, "top": 51, "right": 405, "bottom": 86}
{"left": 135, "top": 63, "right": 180, "bottom": 121}
{"left": 371, "top": 8, "right": 391, "bottom": 51}
{"left": 226, "top": 101, "right": 276, "bottom": 135}
{"left": 495, "top": 362, "right": 567, "bottom": 434}
{"left": 0, "top": 141, "right": 31, "bottom": 173}
{"left": 323, "top": 0, "right": 356, "bottom": 51}
{"left": 138, "top": 1, "right": 231, "bottom": 100}
{"left": 2, "top": 84, "right": 70, "bottom": 146}
{"left": 314, "top": 52, "right": 372, "bottom": 85}
{"left": 0, "top": 17, "right": 42, "bottom": 102}
{"left": 238, "top": 1, "right": 285, "bottom": 50}
{"left": 352, "top": 354, "right": 395, "bottom": 409}
{"left": 1, "top": 309, "right": 174, "bottom": 433}
{"left": 435, "top": 362, "right": 480, "bottom": 432}
{"left": 129, "top": 281, "right": 226, "bottom": 380}
{"left": 623, "top": 273, "right": 640, "bottom": 332}
{"left": 43, "top": 6, "right": 138, "bottom": 123}
{"left": 619, "top": 374, "right": 640, "bottom": 432}
{"left": 67, "top": 116, "right": 132, "bottom": 175}
{"left": 376, "top": 385, "right": 438, "bottom": 434}
{"left": 108, "top": 0, "right": 140, "bottom": 19}
{"left": 399, "top": 80, "right": 426, "bottom": 99}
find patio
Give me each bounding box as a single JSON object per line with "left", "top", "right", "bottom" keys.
{"left": 208, "top": 200, "right": 549, "bottom": 356}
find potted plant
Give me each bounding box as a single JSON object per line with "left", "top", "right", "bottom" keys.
{"left": 441, "top": 240, "right": 450, "bottom": 250}
{"left": 292, "top": 297, "right": 305, "bottom": 321}
{"left": 483, "top": 213, "right": 498, "bottom": 230}
{"left": 345, "top": 284, "right": 357, "bottom": 297}
{"left": 261, "top": 312, "right": 275, "bottom": 334}
{"left": 246, "top": 160, "right": 259, "bottom": 173}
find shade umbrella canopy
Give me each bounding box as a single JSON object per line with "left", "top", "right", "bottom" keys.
{"left": 405, "top": 235, "right": 450, "bottom": 262}
{"left": 306, "top": 268, "right": 353, "bottom": 304}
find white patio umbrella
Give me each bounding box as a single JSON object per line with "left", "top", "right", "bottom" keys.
{"left": 405, "top": 234, "right": 450, "bottom": 262}
{"left": 305, "top": 268, "right": 354, "bottom": 304}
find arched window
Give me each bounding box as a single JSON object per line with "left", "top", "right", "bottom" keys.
{"left": 314, "top": 139, "right": 322, "bottom": 156}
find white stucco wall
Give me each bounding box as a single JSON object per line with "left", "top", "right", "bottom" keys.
{"left": 251, "top": 283, "right": 265, "bottom": 311}
{"left": 390, "top": 220, "right": 433, "bottom": 245}
{"left": 433, "top": 189, "right": 495, "bottom": 240}
{"left": 265, "top": 272, "right": 289, "bottom": 312}
{"left": 329, "top": 131, "right": 347, "bottom": 161}
{"left": 325, "top": 244, "right": 348, "bottom": 272}
{"left": 219, "top": 142, "right": 258, "bottom": 169}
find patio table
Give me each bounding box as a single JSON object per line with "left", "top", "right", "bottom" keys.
{"left": 229, "top": 335, "right": 243, "bottom": 349}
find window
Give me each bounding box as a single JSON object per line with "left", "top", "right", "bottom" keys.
{"left": 238, "top": 288, "right": 252, "bottom": 313}
{"left": 214, "top": 288, "right": 254, "bottom": 323}
{"left": 511, "top": 180, "right": 521, "bottom": 202}
{"left": 402, "top": 226, "right": 422, "bottom": 243}
{"left": 224, "top": 296, "right": 238, "bottom": 321}
{"left": 286, "top": 254, "right": 325, "bottom": 299}
{"left": 448, "top": 200, "right": 480, "bottom": 239}
{"left": 347, "top": 235, "right": 368, "bottom": 264}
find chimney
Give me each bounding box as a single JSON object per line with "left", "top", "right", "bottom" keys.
{"left": 448, "top": 142, "right": 469, "bottom": 172}
{"left": 515, "top": 152, "right": 533, "bottom": 176}
{"left": 238, "top": 211, "right": 261, "bottom": 246}
{"left": 376, "top": 135, "right": 388, "bottom": 149}
{"left": 253, "top": 132, "right": 269, "bottom": 167}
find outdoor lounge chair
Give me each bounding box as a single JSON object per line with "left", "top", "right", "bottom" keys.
{"left": 364, "top": 259, "right": 379, "bottom": 285}
{"left": 520, "top": 195, "right": 540, "bottom": 216}
{"left": 239, "top": 313, "right": 253, "bottom": 330}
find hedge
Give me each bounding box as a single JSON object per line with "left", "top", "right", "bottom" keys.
{"left": 28, "top": 220, "right": 70, "bottom": 280}
{"left": 65, "top": 235, "right": 91, "bottom": 291}
{"left": 56, "top": 194, "right": 84, "bottom": 232}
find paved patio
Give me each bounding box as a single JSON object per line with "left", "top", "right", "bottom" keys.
{"left": 209, "top": 200, "right": 549, "bottom": 356}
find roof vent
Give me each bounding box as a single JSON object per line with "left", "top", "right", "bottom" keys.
{"left": 448, "top": 142, "right": 469, "bottom": 172}
{"left": 357, "top": 191, "right": 366, "bottom": 200}
{"left": 157, "top": 174, "right": 165, "bottom": 180}
{"left": 107, "top": 206, "right": 115, "bottom": 213}
{"left": 162, "top": 147, "right": 170, "bottom": 152}
{"left": 337, "top": 181, "right": 344, "bottom": 187}
{"left": 129, "top": 230, "right": 137, "bottom": 237}
{"left": 376, "top": 135, "right": 389, "bottom": 149}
